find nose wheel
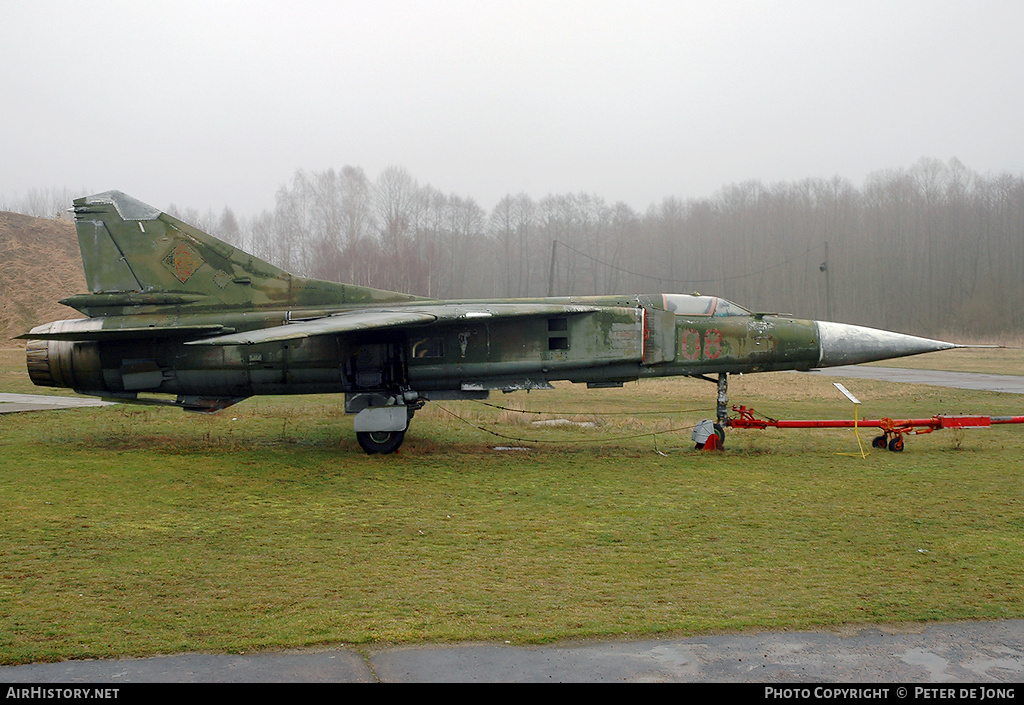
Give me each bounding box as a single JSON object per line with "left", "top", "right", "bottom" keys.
{"left": 699, "top": 423, "right": 727, "bottom": 450}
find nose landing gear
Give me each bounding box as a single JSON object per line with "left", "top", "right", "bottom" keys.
{"left": 691, "top": 372, "right": 730, "bottom": 450}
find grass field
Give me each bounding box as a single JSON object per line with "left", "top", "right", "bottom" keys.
{"left": 1, "top": 346, "right": 1022, "bottom": 664}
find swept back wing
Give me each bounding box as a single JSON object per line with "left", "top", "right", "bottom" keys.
{"left": 185, "top": 303, "right": 601, "bottom": 346}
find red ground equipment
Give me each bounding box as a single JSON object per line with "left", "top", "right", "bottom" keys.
{"left": 727, "top": 405, "right": 1024, "bottom": 452}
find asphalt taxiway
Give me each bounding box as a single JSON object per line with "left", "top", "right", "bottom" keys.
{"left": 1, "top": 620, "right": 1021, "bottom": 683}
{"left": 0, "top": 392, "right": 114, "bottom": 413}
{"left": 804, "top": 365, "right": 1024, "bottom": 394}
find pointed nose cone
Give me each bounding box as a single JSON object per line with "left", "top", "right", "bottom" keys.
{"left": 816, "top": 321, "right": 960, "bottom": 368}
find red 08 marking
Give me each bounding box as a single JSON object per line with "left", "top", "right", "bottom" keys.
{"left": 680, "top": 328, "right": 723, "bottom": 360}
{"left": 681, "top": 328, "right": 701, "bottom": 360}
{"left": 704, "top": 329, "right": 722, "bottom": 359}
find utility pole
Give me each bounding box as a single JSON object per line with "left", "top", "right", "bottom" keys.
{"left": 820, "top": 240, "right": 834, "bottom": 322}
{"left": 547, "top": 239, "right": 558, "bottom": 297}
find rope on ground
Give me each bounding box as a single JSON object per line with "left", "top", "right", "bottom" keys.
{"left": 472, "top": 399, "right": 712, "bottom": 417}
{"left": 435, "top": 403, "right": 703, "bottom": 452}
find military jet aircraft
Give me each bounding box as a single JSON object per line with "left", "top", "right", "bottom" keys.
{"left": 21, "top": 191, "right": 961, "bottom": 454}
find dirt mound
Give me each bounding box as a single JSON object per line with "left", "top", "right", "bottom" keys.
{"left": 0, "top": 211, "right": 86, "bottom": 347}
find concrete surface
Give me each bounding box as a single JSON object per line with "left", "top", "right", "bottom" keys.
{"left": 0, "top": 392, "right": 114, "bottom": 413}
{"left": 1, "top": 621, "right": 1021, "bottom": 683}
{"left": 804, "top": 366, "right": 1024, "bottom": 394}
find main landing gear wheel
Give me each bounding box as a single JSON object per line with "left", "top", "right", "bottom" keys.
{"left": 357, "top": 430, "right": 406, "bottom": 455}
{"left": 872, "top": 435, "right": 888, "bottom": 449}
{"left": 887, "top": 436, "right": 905, "bottom": 453}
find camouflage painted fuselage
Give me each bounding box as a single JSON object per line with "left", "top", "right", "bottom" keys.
{"left": 25, "top": 292, "right": 822, "bottom": 400}
{"left": 22, "top": 191, "right": 958, "bottom": 450}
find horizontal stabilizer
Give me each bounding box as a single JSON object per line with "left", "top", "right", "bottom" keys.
{"left": 19, "top": 320, "right": 227, "bottom": 341}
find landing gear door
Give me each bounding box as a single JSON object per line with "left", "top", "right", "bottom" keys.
{"left": 342, "top": 340, "right": 408, "bottom": 393}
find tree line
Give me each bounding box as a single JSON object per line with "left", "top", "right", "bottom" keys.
{"left": 4, "top": 158, "right": 1023, "bottom": 338}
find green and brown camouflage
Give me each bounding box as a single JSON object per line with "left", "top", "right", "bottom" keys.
{"left": 65, "top": 191, "right": 422, "bottom": 317}
{"left": 21, "top": 191, "right": 962, "bottom": 453}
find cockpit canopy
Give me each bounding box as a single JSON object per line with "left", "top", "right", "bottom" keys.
{"left": 661, "top": 294, "right": 750, "bottom": 317}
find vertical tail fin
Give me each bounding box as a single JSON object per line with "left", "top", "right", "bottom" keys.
{"left": 67, "top": 191, "right": 420, "bottom": 313}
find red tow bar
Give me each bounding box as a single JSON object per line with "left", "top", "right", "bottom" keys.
{"left": 727, "top": 405, "right": 1024, "bottom": 452}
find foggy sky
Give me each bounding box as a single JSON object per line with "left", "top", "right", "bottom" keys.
{"left": 2, "top": 0, "right": 1022, "bottom": 217}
